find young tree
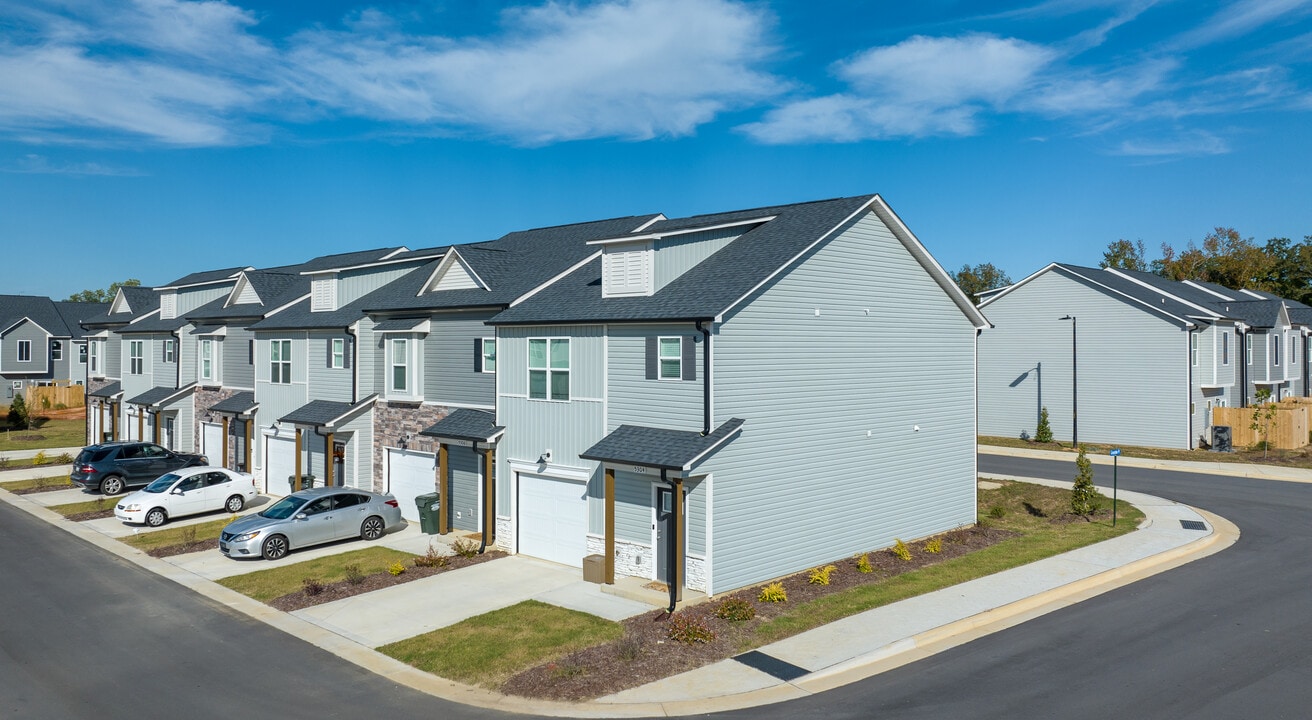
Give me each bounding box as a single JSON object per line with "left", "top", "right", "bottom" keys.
{"left": 66, "top": 279, "right": 142, "bottom": 304}
{"left": 1250, "top": 388, "right": 1279, "bottom": 459}
{"left": 1070, "top": 445, "right": 1101, "bottom": 516}
{"left": 1035, "top": 406, "right": 1053, "bottom": 443}
{"left": 6, "top": 392, "right": 28, "bottom": 429}
{"left": 1100, "top": 239, "right": 1148, "bottom": 272}
{"left": 951, "top": 263, "right": 1013, "bottom": 304}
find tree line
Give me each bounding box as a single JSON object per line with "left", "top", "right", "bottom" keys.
{"left": 951, "top": 228, "right": 1312, "bottom": 305}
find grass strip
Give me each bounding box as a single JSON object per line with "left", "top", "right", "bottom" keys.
{"left": 48, "top": 496, "right": 118, "bottom": 517}
{"left": 218, "top": 546, "right": 417, "bottom": 602}
{"left": 980, "top": 434, "right": 1312, "bottom": 468}
{"left": 120, "top": 517, "right": 234, "bottom": 551}
{"left": 379, "top": 600, "right": 623, "bottom": 688}
{"left": 0, "top": 418, "right": 87, "bottom": 452}
{"left": 0, "top": 475, "right": 73, "bottom": 492}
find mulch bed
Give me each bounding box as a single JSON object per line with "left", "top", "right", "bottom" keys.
{"left": 269, "top": 550, "right": 507, "bottom": 612}
{"left": 65, "top": 508, "right": 115, "bottom": 522}
{"left": 147, "top": 539, "right": 221, "bottom": 558}
{"left": 10, "top": 483, "right": 76, "bottom": 495}
{"left": 501, "top": 525, "right": 1017, "bottom": 701}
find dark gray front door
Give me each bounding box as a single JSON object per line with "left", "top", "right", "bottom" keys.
{"left": 655, "top": 487, "right": 673, "bottom": 583}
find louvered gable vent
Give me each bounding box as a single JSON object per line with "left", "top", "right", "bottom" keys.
{"left": 311, "top": 276, "right": 338, "bottom": 312}
{"left": 603, "top": 241, "right": 652, "bottom": 297}
{"left": 159, "top": 292, "right": 177, "bottom": 319}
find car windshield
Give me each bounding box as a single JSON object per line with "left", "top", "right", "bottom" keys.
{"left": 259, "top": 496, "right": 306, "bottom": 520}
{"left": 143, "top": 474, "right": 182, "bottom": 493}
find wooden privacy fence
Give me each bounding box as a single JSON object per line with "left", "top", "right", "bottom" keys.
{"left": 1212, "top": 404, "right": 1309, "bottom": 450}
{"left": 23, "top": 384, "right": 85, "bottom": 411}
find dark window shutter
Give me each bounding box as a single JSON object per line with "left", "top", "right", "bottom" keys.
{"left": 682, "top": 336, "right": 696, "bottom": 381}
{"left": 344, "top": 339, "right": 351, "bottom": 369}
{"left": 474, "top": 338, "right": 484, "bottom": 373}
{"left": 248, "top": 339, "right": 255, "bottom": 365}
{"left": 162, "top": 341, "right": 167, "bottom": 363}
{"left": 645, "top": 336, "right": 658, "bottom": 379}
{"left": 327, "top": 338, "right": 334, "bottom": 369}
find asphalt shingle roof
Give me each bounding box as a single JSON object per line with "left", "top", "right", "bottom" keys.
{"left": 184, "top": 271, "right": 310, "bottom": 323}
{"left": 580, "top": 418, "right": 745, "bottom": 471}
{"left": 489, "top": 196, "right": 876, "bottom": 325}
{"left": 210, "top": 391, "right": 257, "bottom": 414}
{"left": 0, "top": 295, "right": 101, "bottom": 337}
{"left": 419, "top": 409, "right": 504, "bottom": 443}
{"left": 126, "top": 386, "right": 191, "bottom": 407}
{"left": 117, "top": 315, "right": 190, "bottom": 334}
{"left": 88, "top": 381, "right": 122, "bottom": 398}
{"left": 278, "top": 396, "right": 375, "bottom": 427}
{"left": 1210, "top": 299, "right": 1286, "bottom": 327}
{"left": 162, "top": 267, "right": 248, "bottom": 288}
{"left": 1052, "top": 264, "right": 1207, "bottom": 323}
{"left": 82, "top": 286, "right": 161, "bottom": 326}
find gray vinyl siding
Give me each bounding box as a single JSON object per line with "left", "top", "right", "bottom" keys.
{"left": 1, "top": 322, "right": 49, "bottom": 374}
{"left": 612, "top": 470, "right": 651, "bottom": 544}
{"left": 979, "top": 269, "right": 1192, "bottom": 449}
{"left": 653, "top": 227, "right": 744, "bottom": 292}
{"left": 355, "top": 318, "right": 377, "bottom": 398}
{"left": 223, "top": 328, "right": 255, "bottom": 390}
{"left": 104, "top": 336, "right": 121, "bottom": 379}
{"left": 495, "top": 325, "right": 606, "bottom": 516}
{"left": 707, "top": 210, "right": 979, "bottom": 594}
{"left": 607, "top": 324, "right": 703, "bottom": 431}
{"left": 686, "top": 477, "right": 706, "bottom": 556}
{"left": 307, "top": 330, "right": 353, "bottom": 404}
{"left": 177, "top": 326, "right": 197, "bottom": 385}
{"left": 251, "top": 332, "right": 310, "bottom": 472}
{"left": 448, "top": 445, "right": 481, "bottom": 532}
{"left": 424, "top": 310, "right": 498, "bottom": 407}
{"left": 51, "top": 339, "right": 72, "bottom": 381}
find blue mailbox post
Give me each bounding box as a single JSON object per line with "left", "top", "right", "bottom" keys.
{"left": 1109, "top": 448, "right": 1121, "bottom": 526}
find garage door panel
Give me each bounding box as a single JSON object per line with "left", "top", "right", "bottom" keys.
{"left": 266, "top": 435, "right": 295, "bottom": 495}
{"left": 388, "top": 449, "right": 436, "bottom": 523}
{"left": 518, "top": 473, "right": 587, "bottom": 568}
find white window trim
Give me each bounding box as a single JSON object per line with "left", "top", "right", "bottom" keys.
{"left": 163, "top": 339, "right": 176, "bottom": 364}
{"left": 199, "top": 338, "right": 215, "bottom": 382}
{"left": 1273, "top": 334, "right": 1280, "bottom": 367}
{"left": 17, "top": 340, "right": 31, "bottom": 363}
{"left": 331, "top": 338, "right": 345, "bottom": 369}
{"left": 658, "top": 336, "right": 682, "bottom": 380}
{"left": 129, "top": 340, "right": 143, "bottom": 375}
{"left": 528, "top": 337, "right": 570, "bottom": 402}
{"left": 1190, "top": 333, "right": 1198, "bottom": 367}
{"left": 1246, "top": 334, "right": 1253, "bottom": 365}
{"left": 270, "top": 339, "right": 292, "bottom": 385}
{"left": 481, "top": 337, "right": 497, "bottom": 374}
{"left": 386, "top": 337, "right": 423, "bottom": 400}
{"left": 89, "top": 341, "right": 99, "bottom": 373}
{"left": 602, "top": 241, "right": 653, "bottom": 298}
{"left": 51, "top": 341, "right": 62, "bottom": 361}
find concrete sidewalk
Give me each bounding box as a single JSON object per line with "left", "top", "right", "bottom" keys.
{"left": 981, "top": 444, "right": 1312, "bottom": 483}
{"left": 0, "top": 458, "right": 1240, "bottom": 717}
{"left": 0, "top": 446, "right": 81, "bottom": 461}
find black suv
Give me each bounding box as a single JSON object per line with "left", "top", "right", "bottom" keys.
{"left": 70, "top": 442, "right": 208, "bottom": 495}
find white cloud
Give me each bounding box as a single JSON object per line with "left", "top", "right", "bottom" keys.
{"left": 2, "top": 153, "right": 145, "bottom": 175}
{"left": 1173, "top": 0, "right": 1312, "bottom": 49}
{"left": 1113, "top": 129, "right": 1231, "bottom": 156}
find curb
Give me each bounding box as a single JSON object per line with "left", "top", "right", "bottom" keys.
{"left": 980, "top": 444, "right": 1312, "bottom": 484}
{"left": 0, "top": 476, "right": 1238, "bottom": 717}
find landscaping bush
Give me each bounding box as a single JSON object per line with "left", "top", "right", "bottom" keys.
{"left": 855, "top": 552, "right": 873, "bottom": 573}
{"left": 452, "top": 537, "right": 479, "bottom": 559}
{"left": 56, "top": 452, "right": 73, "bottom": 464}
{"left": 758, "top": 582, "right": 787, "bottom": 603}
{"left": 666, "top": 613, "right": 715, "bottom": 644}
{"left": 924, "top": 538, "right": 943, "bottom": 554}
{"left": 412, "top": 543, "right": 449, "bottom": 568}
{"left": 32, "top": 451, "right": 48, "bottom": 466}
{"left": 344, "top": 564, "right": 366, "bottom": 585}
{"left": 714, "top": 597, "right": 756, "bottom": 622}
{"left": 892, "top": 538, "right": 912, "bottom": 561}
{"left": 1035, "top": 406, "right": 1053, "bottom": 443}
{"left": 808, "top": 564, "right": 837, "bottom": 585}
{"left": 989, "top": 504, "right": 1006, "bottom": 519}
{"left": 388, "top": 561, "right": 406, "bottom": 576}
{"left": 301, "top": 578, "right": 324, "bottom": 596}
{"left": 1070, "top": 445, "right": 1102, "bottom": 516}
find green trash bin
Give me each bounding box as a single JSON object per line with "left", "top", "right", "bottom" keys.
{"left": 415, "top": 492, "right": 441, "bottom": 535}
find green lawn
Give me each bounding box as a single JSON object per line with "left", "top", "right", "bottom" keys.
{"left": 0, "top": 475, "right": 73, "bottom": 492}
{"left": 120, "top": 517, "right": 235, "bottom": 552}
{"left": 217, "top": 546, "right": 418, "bottom": 602}
{"left": 48, "top": 496, "right": 117, "bottom": 518}
{"left": 0, "top": 416, "right": 87, "bottom": 453}
{"left": 379, "top": 601, "right": 623, "bottom": 688}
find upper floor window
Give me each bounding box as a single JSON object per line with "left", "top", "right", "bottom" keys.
{"left": 129, "top": 340, "right": 143, "bottom": 375}
{"left": 390, "top": 338, "right": 409, "bottom": 393}
{"left": 528, "top": 338, "right": 569, "bottom": 401}
{"left": 1273, "top": 334, "right": 1281, "bottom": 366}
{"left": 1190, "top": 333, "right": 1198, "bottom": 367}
{"left": 270, "top": 339, "right": 291, "bottom": 384}
{"left": 17, "top": 340, "right": 31, "bottom": 362}
{"left": 89, "top": 342, "right": 99, "bottom": 373}
{"left": 1246, "top": 334, "right": 1253, "bottom": 365}
{"left": 51, "top": 341, "right": 62, "bottom": 361}
{"left": 331, "top": 338, "right": 345, "bottom": 369}
{"left": 163, "top": 339, "right": 176, "bottom": 364}
{"left": 1222, "top": 332, "right": 1229, "bottom": 365}
{"left": 659, "top": 337, "right": 683, "bottom": 379}
{"left": 78, "top": 344, "right": 87, "bottom": 365}
{"left": 1290, "top": 333, "right": 1298, "bottom": 365}
{"left": 199, "top": 339, "right": 215, "bottom": 381}
{"left": 476, "top": 338, "right": 496, "bottom": 373}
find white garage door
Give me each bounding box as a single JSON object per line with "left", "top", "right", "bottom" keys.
{"left": 387, "top": 448, "right": 436, "bottom": 523}
{"left": 518, "top": 473, "right": 588, "bottom": 568}
{"left": 201, "top": 422, "right": 223, "bottom": 464}
{"left": 265, "top": 435, "right": 296, "bottom": 495}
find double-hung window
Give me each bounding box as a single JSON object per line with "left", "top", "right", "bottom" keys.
{"left": 163, "top": 339, "right": 176, "bottom": 364}
{"left": 390, "top": 338, "right": 409, "bottom": 393}
{"left": 17, "top": 340, "right": 30, "bottom": 363}
{"left": 1190, "top": 334, "right": 1198, "bottom": 367}
{"left": 199, "top": 339, "right": 214, "bottom": 381}
{"left": 1273, "top": 335, "right": 1281, "bottom": 367}
{"left": 1246, "top": 334, "right": 1253, "bottom": 365}
{"left": 78, "top": 344, "right": 87, "bottom": 365}
{"left": 51, "top": 341, "right": 62, "bottom": 361}
{"left": 270, "top": 340, "right": 291, "bottom": 384}
{"left": 89, "top": 342, "right": 99, "bottom": 373}
{"left": 331, "top": 338, "right": 345, "bottom": 369}
{"left": 481, "top": 338, "right": 496, "bottom": 373}
{"left": 659, "top": 337, "right": 682, "bottom": 379}
{"left": 129, "top": 340, "right": 143, "bottom": 375}
{"left": 528, "top": 338, "right": 569, "bottom": 401}
{"left": 1222, "top": 331, "right": 1229, "bottom": 365}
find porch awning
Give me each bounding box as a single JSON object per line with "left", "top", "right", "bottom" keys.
{"left": 419, "top": 409, "right": 504, "bottom": 444}
{"left": 190, "top": 325, "right": 227, "bottom": 336}
{"left": 88, "top": 381, "right": 122, "bottom": 399}
{"left": 580, "top": 418, "right": 744, "bottom": 472}
{"left": 209, "top": 391, "right": 258, "bottom": 415}
{"left": 127, "top": 384, "right": 195, "bottom": 408}
{"left": 373, "top": 318, "right": 431, "bottom": 334}
{"left": 279, "top": 394, "right": 376, "bottom": 429}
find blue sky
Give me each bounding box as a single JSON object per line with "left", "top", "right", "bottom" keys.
{"left": 3, "top": 0, "right": 1310, "bottom": 299}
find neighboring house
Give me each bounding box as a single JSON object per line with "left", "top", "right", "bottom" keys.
{"left": 82, "top": 286, "right": 162, "bottom": 444}
{"left": 0, "top": 295, "right": 104, "bottom": 401}
{"left": 484, "top": 195, "right": 988, "bottom": 598}
{"left": 977, "top": 263, "right": 1309, "bottom": 450}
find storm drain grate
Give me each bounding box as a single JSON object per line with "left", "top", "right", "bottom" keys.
{"left": 733, "top": 651, "right": 811, "bottom": 681}
{"left": 1180, "top": 520, "right": 1208, "bottom": 531}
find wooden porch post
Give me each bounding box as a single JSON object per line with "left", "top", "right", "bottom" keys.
{"left": 437, "top": 443, "right": 449, "bottom": 535}
{"left": 152, "top": 411, "right": 160, "bottom": 444}
{"left": 136, "top": 408, "right": 144, "bottom": 441}
{"left": 98, "top": 403, "right": 105, "bottom": 443}
{"left": 244, "top": 420, "right": 252, "bottom": 472}
{"left": 323, "top": 431, "right": 334, "bottom": 487}
{"left": 111, "top": 402, "right": 119, "bottom": 441}
{"left": 672, "top": 477, "right": 684, "bottom": 603}
{"left": 221, "top": 416, "right": 230, "bottom": 468}
{"left": 294, "top": 428, "right": 303, "bottom": 492}
{"left": 484, "top": 447, "right": 495, "bottom": 546}
{"left": 604, "top": 467, "right": 615, "bottom": 584}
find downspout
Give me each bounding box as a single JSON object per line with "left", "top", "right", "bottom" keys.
{"left": 696, "top": 321, "right": 712, "bottom": 435}
{"left": 173, "top": 328, "right": 183, "bottom": 388}
{"left": 663, "top": 467, "right": 677, "bottom": 613}
{"left": 313, "top": 425, "right": 331, "bottom": 487}
{"left": 475, "top": 441, "right": 487, "bottom": 553}
{"left": 345, "top": 325, "right": 358, "bottom": 403}
{"left": 1240, "top": 330, "right": 1248, "bottom": 408}
{"left": 475, "top": 442, "right": 496, "bottom": 554}
{"left": 1187, "top": 327, "right": 1195, "bottom": 450}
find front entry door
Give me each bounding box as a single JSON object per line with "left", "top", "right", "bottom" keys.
{"left": 655, "top": 487, "right": 673, "bottom": 583}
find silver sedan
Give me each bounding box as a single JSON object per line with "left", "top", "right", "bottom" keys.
{"left": 219, "top": 487, "right": 405, "bottom": 560}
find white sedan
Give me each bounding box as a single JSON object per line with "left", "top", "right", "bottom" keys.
{"left": 115, "top": 466, "right": 259, "bottom": 527}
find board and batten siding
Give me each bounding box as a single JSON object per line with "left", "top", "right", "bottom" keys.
{"left": 978, "top": 269, "right": 1192, "bottom": 449}
{"left": 653, "top": 226, "right": 744, "bottom": 293}
{"left": 423, "top": 310, "right": 498, "bottom": 408}
{"left": 706, "top": 210, "right": 979, "bottom": 594}
{"left": 104, "top": 336, "right": 122, "bottom": 379}
{"left": 606, "top": 324, "right": 703, "bottom": 431}
{"left": 495, "top": 325, "right": 605, "bottom": 517}
{"left": 222, "top": 328, "right": 255, "bottom": 390}
{"left": 175, "top": 285, "right": 232, "bottom": 315}
{"left": 251, "top": 332, "right": 310, "bottom": 471}
{"left": 307, "top": 330, "right": 353, "bottom": 404}
{"left": 177, "top": 325, "right": 197, "bottom": 385}
{"left": 447, "top": 445, "right": 481, "bottom": 531}
{"left": 336, "top": 265, "right": 423, "bottom": 308}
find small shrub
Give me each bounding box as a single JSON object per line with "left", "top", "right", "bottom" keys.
{"left": 855, "top": 553, "right": 873, "bottom": 573}
{"left": 714, "top": 597, "right": 756, "bottom": 622}
{"left": 301, "top": 577, "right": 324, "bottom": 596}
{"left": 988, "top": 504, "right": 1006, "bottom": 519}
{"left": 808, "top": 564, "right": 837, "bottom": 585}
{"left": 56, "top": 452, "right": 73, "bottom": 464}
{"left": 387, "top": 561, "right": 406, "bottom": 576}
{"left": 892, "top": 538, "right": 912, "bottom": 561}
{"left": 667, "top": 613, "right": 715, "bottom": 644}
{"left": 32, "top": 451, "right": 48, "bottom": 466}
{"left": 614, "top": 634, "right": 643, "bottom": 661}
{"left": 924, "top": 538, "right": 943, "bottom": 554}
{"left": 451, "top": 537, "right": 479, "bottom": 559}
{"left": 758, "top": 582, "right": 787, "bottom": 603}
{"left": 1035, "top": 406, "right": 1053, "bottom": 443}
{"left": 344, "top": 564, "right": 366, "bottom": 585}
{"left": 412, "top": 543, "right": 449, "bottom": 568}
{"left": 179, "top": 524, "right": 198, "bottom": 545}
{"left": 1070, "top": 445, "right": 1102, "bottom": 516}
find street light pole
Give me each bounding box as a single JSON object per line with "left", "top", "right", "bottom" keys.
{"left": 1060, "top": 315, "right": 1077, "bottom": 448}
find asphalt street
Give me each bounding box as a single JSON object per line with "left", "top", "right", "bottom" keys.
{"left": 3, "top": 456, "right": 1309, "bottom": 720}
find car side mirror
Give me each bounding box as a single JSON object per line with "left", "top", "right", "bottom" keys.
{"left": 171, "top": 489, "right": 183, "bottom": 495}
{"left": 295, "top": 513, "right": 307, "bottom": 521}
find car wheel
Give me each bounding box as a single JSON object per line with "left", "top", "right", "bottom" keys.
{"left": 360, "top": 515, "right": 385, "bottom": 541}
{"left": 145, "top": 508, "right": 167, "bottom": 527}
{"left": 261, "top": 534, "right": 289, "bottom": 561}
{"left": 224, "top": 495, "right": 245, "bottom": 513}
{"left": 100, "top": 475, "right": 125, "bottom": 495}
